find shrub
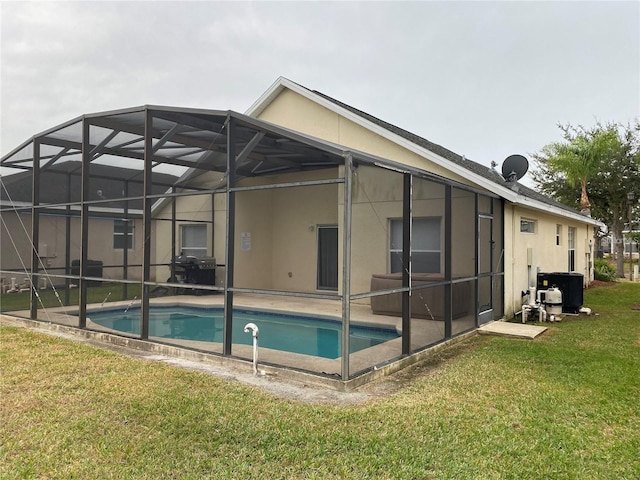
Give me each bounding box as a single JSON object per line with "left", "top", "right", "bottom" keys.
{"left": 594, "top": 258, "right": 617, "bottom": 282}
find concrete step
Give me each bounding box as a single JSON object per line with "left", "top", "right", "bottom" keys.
{"left": 478, "top": 321, "right": 547, "bottom": 340}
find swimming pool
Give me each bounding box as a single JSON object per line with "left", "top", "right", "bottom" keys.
{"left": 87, "top": 306, "right": 399, "bottom": 359}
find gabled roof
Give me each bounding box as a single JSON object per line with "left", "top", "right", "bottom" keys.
{"left": 247, "top": 77, "right": 603, "bottom": 227}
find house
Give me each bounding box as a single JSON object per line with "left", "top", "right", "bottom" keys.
{"left": 245, "top": 77, "right": 603, "bottom": 316}
{"left": 1, "top": 158, "right": 177, "bottom": 288}
{"left": 0, "top": 79, "right": 602, "bottom": 385}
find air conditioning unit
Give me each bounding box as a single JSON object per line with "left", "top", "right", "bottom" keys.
{"left": 537, "top": 272, "right": 583, "bottom": 314}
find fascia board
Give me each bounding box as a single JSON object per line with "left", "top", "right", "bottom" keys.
{"left": 511, "top": 194, "right": 605, "bottom": 227}
{"left": 0, "top": 201, "right": 143, "bottom": 216}
{"left": 245, "top": 77, "right": 290, "bottom": 117}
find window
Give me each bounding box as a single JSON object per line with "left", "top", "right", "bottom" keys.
{"left": 568, "top": 226, "right": 576, "bottom": 271}
{"left": 113, "top": 220, "right": 133, "bottom": 249}
{"left": 556, "top": 224, "right": 562, "bottom": 246}
{"left": 520, "top": 218, "right": 536, "bottom": 234}
{"left": 390, "top": 217, "right": 441, "bottom": 274}
{"left": 181, "top": 224, "right": 207, "bottom": 257}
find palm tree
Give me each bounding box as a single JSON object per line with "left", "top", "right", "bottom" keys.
{"left": 540, "top": 125, "right": 619, "bottom": 215}
{"left": 533, "top": 122, "right": 639, "bottom": 278}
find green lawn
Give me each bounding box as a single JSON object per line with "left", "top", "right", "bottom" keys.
{"left": 0, "top": 283, "right": 142, "bottom": 313}
{"left": 1, "top": 283, "right": 639, "bottom": 479}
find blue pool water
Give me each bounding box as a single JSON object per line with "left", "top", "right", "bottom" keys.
{"left": 87, "top": 306, "right": 399, "bottom": 359}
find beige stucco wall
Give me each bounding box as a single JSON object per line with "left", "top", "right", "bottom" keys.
{"left": 503, "top": 204, "right": 594, "bottom": 317}
{"left": 257, "top": 89, "right": 473, "bottom": 186}
{"left": 269, "top": 180, "right": 338, "bottom": 291}
{"left": 152, "top": 169, "right": 339, "bottom": 292}
{"left": 1, "top": 212, "right": 148, "bottom": 285}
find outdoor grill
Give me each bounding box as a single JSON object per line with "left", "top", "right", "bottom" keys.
{"left": 172, "top": 255, "right": 216, "bottom": 294}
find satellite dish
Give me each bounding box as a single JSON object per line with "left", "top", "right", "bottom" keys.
{"left": 501, "top": 154, "right": 529, "bottom": 182}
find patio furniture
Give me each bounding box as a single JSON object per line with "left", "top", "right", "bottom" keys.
{"left": 370, "top": 273, "right": 471, "bottom": 320}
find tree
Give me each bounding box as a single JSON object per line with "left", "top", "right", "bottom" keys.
{"left": 532, "top": 122, "right": 640, "bottom": 277}
{"left": 534, "top": 124, "right": 620, "bottom": 214}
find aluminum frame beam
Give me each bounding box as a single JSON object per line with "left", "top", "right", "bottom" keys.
{"left": 341, "top": 154, "right": 354, "bottom": 381}
{"left": 29, "top": 140, "right": 40, "bottom": 320}
{"left": 140, "top": 110, "right": 154, "bottom": 339}
{"left": 223, "top": 117, "right": 237, "bottom": 356}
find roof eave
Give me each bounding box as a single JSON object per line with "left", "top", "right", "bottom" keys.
{"left": 245, "top": 76, "right": 293, "bottom": 118}
{"left": 511, "top": 194, "right": 605, "bottom": 228}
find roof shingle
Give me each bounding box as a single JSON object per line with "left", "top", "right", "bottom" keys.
{"left": 308, "top": 87, "right": 588, "bottom": 218}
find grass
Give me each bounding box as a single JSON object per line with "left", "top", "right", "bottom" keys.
{"left": 1, "top": 283, "right": 639, "bottom": 479}
{"left": 0, "top": 283, "right": 142, "bottom": 313}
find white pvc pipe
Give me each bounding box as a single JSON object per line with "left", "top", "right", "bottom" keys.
{"left": 244, "top": 322, "right": 259, "bottom": 375}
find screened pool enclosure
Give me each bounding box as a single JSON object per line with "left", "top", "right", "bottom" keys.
{"left": 1, "top": 106, "right": 504, "bottom": 384}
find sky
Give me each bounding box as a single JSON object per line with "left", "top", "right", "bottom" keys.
{"left": 1, "top": 1, "right": 639, "bottom": 183}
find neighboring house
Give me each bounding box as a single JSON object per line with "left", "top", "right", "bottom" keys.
{"left": 244, "top": 77, "right": 603, "bottom": 317}
{"left": 1, "top": 162, "right": 177, "bottom": 286}
{"left": 623, "top": 222, "right": 640, "bottom": 258}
